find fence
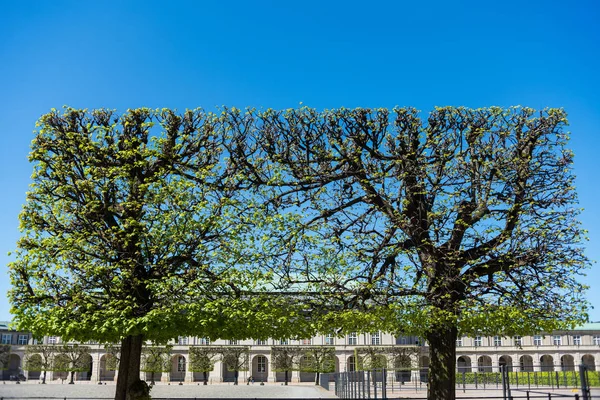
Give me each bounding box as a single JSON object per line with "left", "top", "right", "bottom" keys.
{"left": 328, "top": 365, "right": 599, "bottom": 400}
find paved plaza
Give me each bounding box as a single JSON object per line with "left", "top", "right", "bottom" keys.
{"left": 0, "top": 382, "right": 337, "bottom": 399}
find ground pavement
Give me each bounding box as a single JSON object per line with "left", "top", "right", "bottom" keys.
{"left": 0, "top": 381, "right": 337, "bottom": 399}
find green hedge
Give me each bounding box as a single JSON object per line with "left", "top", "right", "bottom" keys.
{"left": 455, "top": 371, "right": 600, "bottom": 387}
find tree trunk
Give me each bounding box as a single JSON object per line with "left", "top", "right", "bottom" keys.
{"left": 234, "top": 370, "right": 239, "bottom": 385}
{"left": 284, "top": 370, "right": 288, "bottom": 385}
{"left": 115, "top": 334, "right": 148, "bottom": 400}
{"left": 203, "top": 371, "right": 208, "bottom": 385}
{"left": 425, "top": 322, "right": 458, "bottom": 400}
{"left": 42, "top": 370, "right": 46, "bottom": 384}
{"left": 315, "top": 371, "right": 320, "bottom": 385}
{"left": 69, "top": 370, "right": 75, "bottom": 384}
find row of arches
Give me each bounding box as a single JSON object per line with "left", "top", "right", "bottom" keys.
{"left": 457, "top": 354, "right": 597, "bottom": 372}
{"left": 9, "top": 352, "right": 598, "bottom": 382}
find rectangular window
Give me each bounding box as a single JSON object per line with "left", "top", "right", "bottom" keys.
{"left": 573, "top": 335, "right": 581, "bottom": 345}
{"left": 534, "top": 335, "right": 542, "bottom": 346}
{"left": 229, "top": 340, "right": 238, "bottom": 345}
{"left": 513, "top": 336, "right": 522, "bottom": 346}
{"left": 371, "top": 332, "right": 381, "bottom": 345}
{"left": 178, "top": 336, "right": 188, "bottom": 345}
{"left": 553, "top": 335, "right": 561, "bottom": 346}
{"left": 279, "top": 339, "right": 288, "bottom": 345}
{"left": 18, "top": 335, "right": 28, "bottom": 345}
{"left": 256, "top": 339, "right": 267, "bottom": 345}
{"left": 257, "top": 356, "right": 266, "bottom": 372}
{"left": 474, "top": 336, "right": 482, "bottom": 347}
{"left": 48, "top": 336, "right": 57, "bottom": 344}
{"left": 199, "top": 337, "right": 210, "bottom": 345}
{"left": 494, "top": 336, "right": 502, "bottom": 347}
{"left": 177, "top": 356, "right": 186, "bottom": 372}
{"left": 593, "top": 335, "right": 600, "bottom": 346}
{"left": 301, "top": 338, "right": 311, "bottom": 345}
{"left": 348, "top": 332, "right": 357, "bottom": 345}
{"left": 325, "top": 335, "right": 334, "bottom": 345}
{"left": 456, "top": 338, "right": 462, "bottom": 347}
{"left": 1, "top": 334, "right": 11, "bottom": 345}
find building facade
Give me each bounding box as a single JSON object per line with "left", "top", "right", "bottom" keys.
{"left": 1, "top": 322, "right": 599, "bottom": 383}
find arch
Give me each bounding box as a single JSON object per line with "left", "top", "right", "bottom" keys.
{"left": 299, "top": 355, "right": 316, "bottom": 382}
{"left": 520, "top": 355, "right": 533, "bottom": 372}
{"left": 560, "top": 355, "right": 575, "bottom": 371}
{"left": 52, "top": 354, "right": 69, "bottom": 381}
{"left": 26, "top": 354, "right": 42, "bottom": 381}
{"left": 457, "top": 356, "right": 472, "bottom": 374}
{"left": 4, "top": 354, "right": 21, "bottom": 381}
{"left": 170, "top": 354, "right": 186, "bottom": 382}
{"left": 419, "top": 355, "right": 429, "bottom": 382}
{"left": 499, "top": 355, "right": 513, "bottom": 372}
{"left": 99, "top": 354, "right": 116, "bottom": 382}
{"left": 540, "top": 355, "right": 554, "bottom": 371}
{"left": 478, "top": 355, "right": 492, "bottom": 373}
{"left": 347, "top": 355, "right": 357, "bottom": 372}
{"left": 76, "top": 353, "right": 93, "bottom": 381}
{"left": 395, "top": 355, "right": 412, "bottom": 383}
{"left": 251, "top": 355, "right": 268, "bottom": 383}
{"left": 582, "top": 354, "right": 596, "bottom": 371}
{"left": 222, "top": 361, "right": 237, "bottom": 382}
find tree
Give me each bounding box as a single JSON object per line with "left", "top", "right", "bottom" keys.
{"left": 141, "top": 346, "right": 171, "bottom": 385}
{"left": 271, "top": 346, "right": 302, "bottom": 385}
{"left": 25, "top": 345, "right": 54, "bottom": 383}
{"left": 226, "top": 106, "right": 590, "bottom": 400}
{"left": 298, "top": 346, "right": 336, "bottom": 385}
{"left": 188, "top": 346, "right": 219, "bottom": 385}
{"left": 220, "top": 346, "right": 249, "bottom": 385}
{"left": 0, "top": 344, "right": 10, "bottom": 374}
{"left": 9, "top": 107, "right": 299, "bottom": 400}
{"left": 53, "top": 344, "right": 91, "bottom": 384}
{"left": 389, "top": 346, "right": 420, "bottom": 383}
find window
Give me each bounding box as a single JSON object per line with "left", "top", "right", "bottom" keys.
{"left": 474, "top": 336, "right": 482, "bottom": 347}
{"left": 279, "top": 339, "right": 288, "bottom": 345}
{"left": 1, "top": 334, "right": 11, "bottom": 345}
{"left": 553, "top": 335, "right": 561, "bottom": 346}
{"left": 256, "top": 339, "right": 267, "bottom": 345}
{"left": 513, "top": 336, "right": 522, "bottom": 346}
{"left": 199, "top": 337, "right": 210, "bottom": 345}
{"left": 573, "top": 335, "right": 581, "bottom": 345}
{"left": 177, "top": 356, "right": 186, "bottom": 372}
{"left": 178, "top": 336, "right": 188, "bottom": 345}
{"left": 325, "top": 334, "right": 334, "bottom": 345}
{"left": 371, "top": 332, "right": 381, "bottom": 345}
{"left": 48, "top": 336, "right": 57, "bottom": 344}
{"left": 534, "top": 335, "right": 542, "bottom": 346}
{"left": 456, "top": 338, "right": 463, "bottom": 347}
{"left": 593, "top": 335, "right": 600, "bottom": 345}
{"left": 18, "top": 335, "right": 28, "bottom": 345}
{"left": 257, "top": 356, "right": 266, "bottom": 372}
{"left": 229, "top": 340, "right": 238, "bottom": 345}
{"left": 301, "top": 339, "right": 311, "bottom": 345}
{"left": 494, "top": 336, "right": 502, "bottom": 347}
{"left": 348, "top": 333, "right": 357, "bottom": 345}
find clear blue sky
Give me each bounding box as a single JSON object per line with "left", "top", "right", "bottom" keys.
{"left": 1, "top": 0, "right": 599, "bottom": 322}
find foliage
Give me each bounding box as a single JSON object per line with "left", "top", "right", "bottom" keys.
{"left": 188, "top": 346, "right": 219, "bottom": 373}
{"left": 141, "top": 346, "right": 172, "bottom": 374}
{"left": 270, "top": 346, "right": 302, "bottom": 372}
{"left": 355, "top": 347, "right": 389, "bottom": 370}
{"left": 297, "top": 346, "right": 336, "bottom": 373}
{"left": 456, "top": 370, "right": 600, "bottom": 387}
{"left": 0, "top": 344, "right": 10, "bottom": 371}
{"left": 25, "top": 345, "right": 54, "bottom": 371}
{"left": 220, "top": 346, "right": 249, "bottom": 372}
{"left": 103, "top": 344, "right": 120, "bottom": 371}
{"left": 52, "top": 344, "right": 91, "bottom": 373}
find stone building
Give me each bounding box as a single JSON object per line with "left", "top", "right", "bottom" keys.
{"left": 1, "top": 322, "right": 598, "bottom": 383}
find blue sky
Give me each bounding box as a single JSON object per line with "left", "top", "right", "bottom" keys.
{"left": 1, "top": 0, "right": 599, "bottom": 322}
